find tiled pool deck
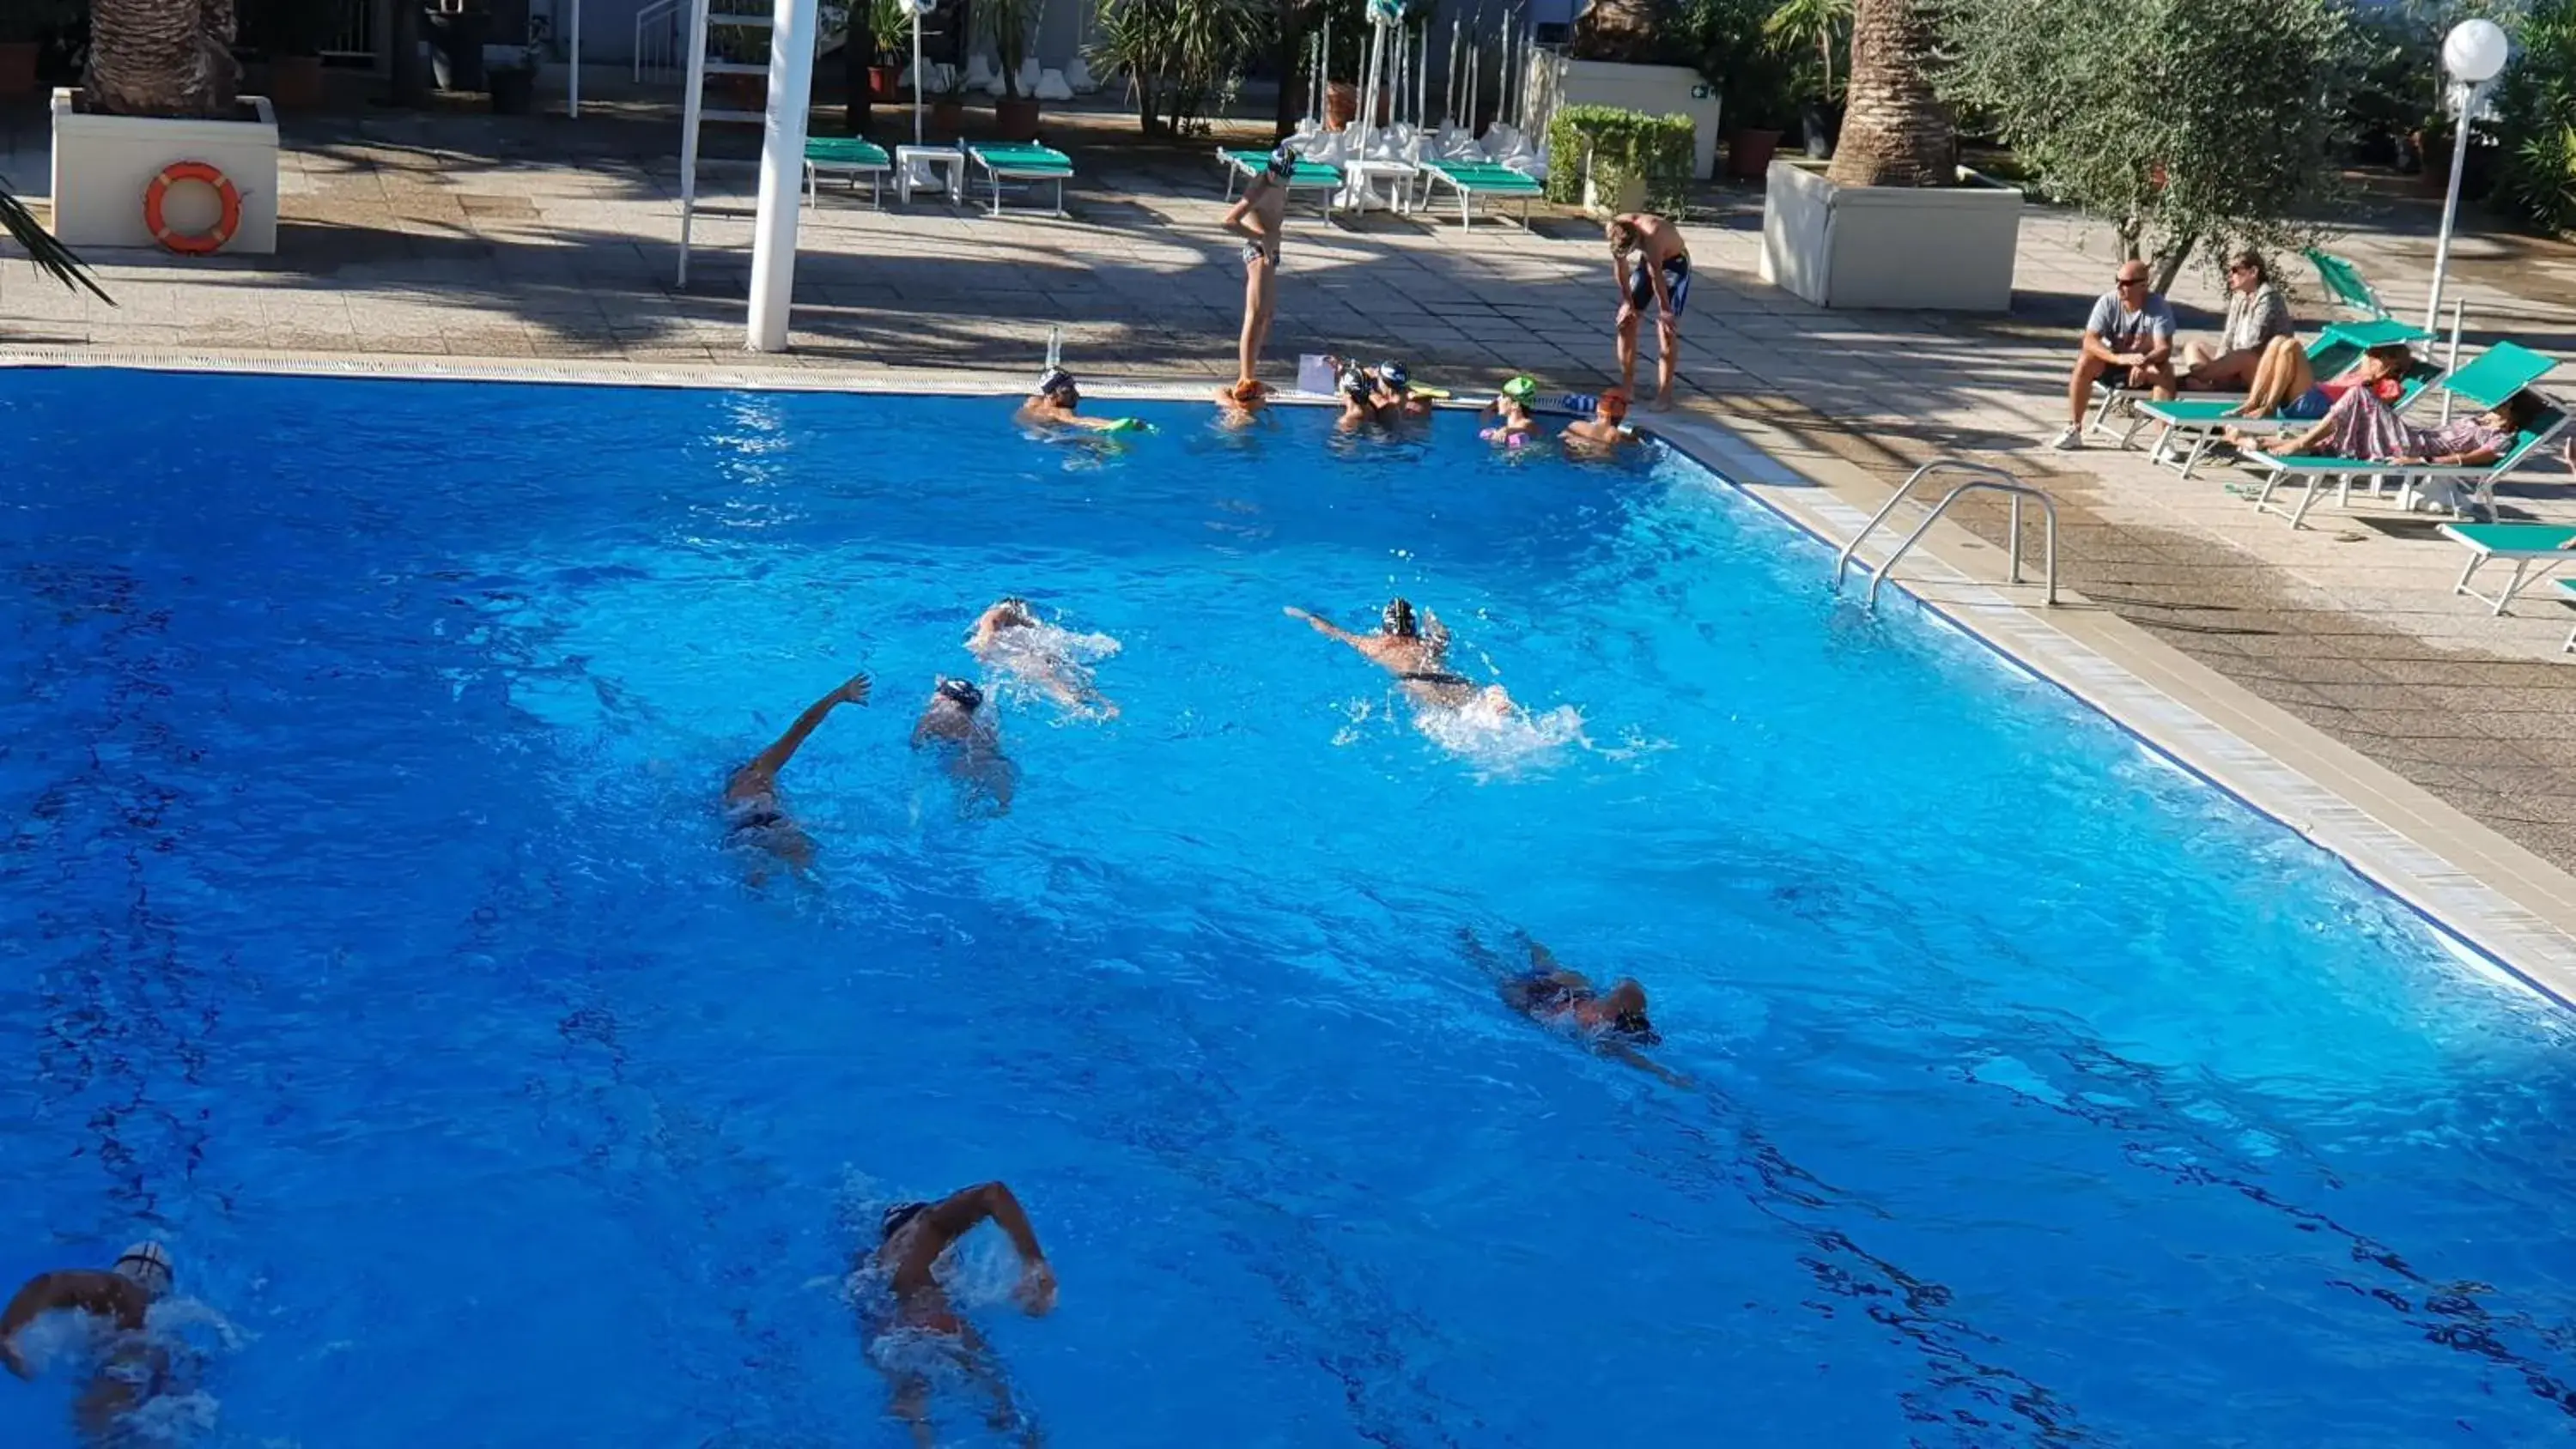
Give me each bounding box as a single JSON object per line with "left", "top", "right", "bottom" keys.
{"left": 4, "top": 100, "right": 2575, "bottom": 975}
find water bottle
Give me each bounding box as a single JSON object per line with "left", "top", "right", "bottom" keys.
{"left": 1561, "top": 391, "right": 1600, "bottom": 415}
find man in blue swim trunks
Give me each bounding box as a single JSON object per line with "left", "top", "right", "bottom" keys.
{"left": 1609, "top": 212, "right": 1690, "bottom": 412}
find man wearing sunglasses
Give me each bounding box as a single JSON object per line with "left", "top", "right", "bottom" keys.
{"left": 2051, "top": 260, "right": 2177, "bottom": 450}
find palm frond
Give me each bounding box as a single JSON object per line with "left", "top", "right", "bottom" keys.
{"left": 0, "top": 181, "right": 113, "bottom": 306}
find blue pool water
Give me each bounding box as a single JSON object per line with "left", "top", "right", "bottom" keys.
{"left": 3, "top": 368, "right": 2575, "bottom": 1447}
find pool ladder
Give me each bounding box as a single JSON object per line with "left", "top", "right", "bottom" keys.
{"left": 1832, "top": 459, "right": 2060, "bottom": 609}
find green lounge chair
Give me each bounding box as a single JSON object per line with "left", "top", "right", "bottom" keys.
{"left": 803, "top": 136, "right": 892, "bottom": 210}
{"left": 2306, "top": 248, "right": 2399, "bottom": 323}
{"left": 967, "top": 142, "right": 1075, "bottom": 219}
{"left": 2437, "top": 522, "right": 2576, "bottom": 615}
{"left": 2240, "top": 341, "right": 2567, "bottom": 529}
{"left": 2134, "top": 318, "right": 2441, "bottom": 477}
{"left": 1416, "top": 159, "right": 1543, "bottom": 228}
{"left": 1218, "top": 148, "right": 1344, "bottom": 222}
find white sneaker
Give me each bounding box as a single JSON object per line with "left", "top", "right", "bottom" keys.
{"left": 2046, "top": 425, "right": 2084, "bottom": 451}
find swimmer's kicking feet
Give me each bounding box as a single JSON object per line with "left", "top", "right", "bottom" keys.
{"left": 1284, "top": 597, "right": 1516, "bottom": 718}
{"left": 862, "top": 1182, "right": 1057, "bottom": 1449}
{"left": 912, "top": 676, "right": 1017, "bottom": 814}
{"left": 3, "top": 1243, "right": 179, "bottom": 1440}
{"left": 724, "top": 670, "right": 871, "bottom": 869}
{"left": 1461, "top": 928, "right": 1687, "bottom": 1086}
{"left": 969, "top": 597, "right": 1117, "bottom": 718}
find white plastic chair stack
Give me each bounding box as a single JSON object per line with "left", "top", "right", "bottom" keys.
{"left": 1015, "top": 58, "right": 1040, "bottom": 94}
{"left": 1483, "top": 123, "right": 1522, "bottom": 161}
{"left": 1517, "top": 141, "right": 1549, "bottom": 183}
{"left": 1439, "top": 126, "right": 1483, "bottom": 162}
{"left": 966, "top": 53, "right": 999, "bottom": 94}
{"left": 1064, "top": 58, "right": 1097, "bottom": 93}
{"left": 1305, "top": 129, "right": 1350, "bottom": 167}
{"left": 1285, "top": 118, "right": 1323, "bottom": 154}
{"left": 1035, "top": 68, "right": 1072, "bottom": 100}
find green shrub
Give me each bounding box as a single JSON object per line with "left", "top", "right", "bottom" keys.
{"left": 2497, "top": 0, "right": 2576, "bottom": 232}
{"left": 1543, "top": 106, "right": 1695, "bottom": 215}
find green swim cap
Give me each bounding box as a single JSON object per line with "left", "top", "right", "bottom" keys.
{"left": 1501, "top": 375, "right": 1538, "bottom": 403}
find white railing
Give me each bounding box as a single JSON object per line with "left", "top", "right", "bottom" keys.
{"left": 635, "top": 0, "right": 682, "bottom": 82}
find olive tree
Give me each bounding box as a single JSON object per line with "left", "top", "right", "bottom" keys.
{"left": 1941, "top": 0, "right": 2358, "bottom": 288}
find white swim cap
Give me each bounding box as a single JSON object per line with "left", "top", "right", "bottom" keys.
{"left": 112, "top": 1242, "right": 173, "bottom": 1296}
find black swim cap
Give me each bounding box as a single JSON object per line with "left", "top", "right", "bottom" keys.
{"left": 936, "top": 677, "right": 984, "bottom": 709}
{"left": 1036, "top": 367, "right": 1077, "bottom": 400}
{"left": 1381, "top": 598, "right": 1417, "bottom": 637}
{"left": 881, "top": 1201, "right": 930, "bottom": 1240}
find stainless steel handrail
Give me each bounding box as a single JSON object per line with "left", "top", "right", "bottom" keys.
{"left": 1831, "top": 458, "right": 2059, "bottom": 609}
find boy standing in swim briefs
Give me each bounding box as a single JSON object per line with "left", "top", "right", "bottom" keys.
{"left": 1608, "top": 213, "right": 1690, "bottom": 412}
{"left": 1222, "top": 146, "right": 1296, "bottom": 388}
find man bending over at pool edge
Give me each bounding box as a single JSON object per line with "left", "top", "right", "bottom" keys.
{"left": 864, "top": 1181, "right": 1057, "bottom": 1449}
{"left": 725, "top": 669, "right": 871, "bottom": 867}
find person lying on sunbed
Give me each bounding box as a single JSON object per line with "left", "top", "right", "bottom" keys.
{"left": 2229, "top": 339, "right": 2411, "bottom": 421}
{"left": 2230, "top": 387, "right": 2542, "bottom": 514}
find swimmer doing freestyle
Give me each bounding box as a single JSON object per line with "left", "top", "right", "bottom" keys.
{"left": 912, "top": 676, "right": 1017, "bottom": 813}
{"left": 1282, "top": 597, "right": 1516, "bottom": 719}
{"left": 1461, "top": 929, "right": 1686, "bottom": 1087}
{"left": 860, "top": 1182, "right": 1057, "bottom": 1449}
{"left": 3, "top": 1243, "right": 179, "bottom": 1441}
{"left": 968, "top": 596, "right": 1117, "bottom": 718}
{"left": 724, "top": 669, "right": 872, "bottom": 869}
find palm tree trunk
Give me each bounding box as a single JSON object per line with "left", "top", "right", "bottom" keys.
{"left": 87, "top": 0, "right": 240, "bottom": 118}
{"left": 1825, "top": 0, "right": 1948, "bottom": 188}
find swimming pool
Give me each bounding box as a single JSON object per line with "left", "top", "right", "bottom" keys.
{"left": 3, "top": 366, "right": 2574, "bottom": 1447}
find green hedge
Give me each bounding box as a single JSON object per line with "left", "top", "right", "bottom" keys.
{"left": 1543, "top": 106, "right": 1695, "bottom": 215}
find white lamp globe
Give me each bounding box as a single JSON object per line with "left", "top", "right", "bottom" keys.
{"left": 2444, "top": 18, "right": 2510, "bottom": 84}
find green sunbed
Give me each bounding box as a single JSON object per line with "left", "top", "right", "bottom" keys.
{"left": 1416, "top": 158, "right": 1543, "bottom": 229}
{"left": 2306, "top": 247, "right": 2397, "bottom": 323}
{"left": 803, "top": 136, "right": 892, "bottom": 210}
{"left": 2241, "top": 341, "right": 2567, "bottom": 529}
{"left": 2437, "top": 522, "right": 2576, "bottom": 615}
{"left": 968, "top": 142, "right": 1075, "bottom": 219}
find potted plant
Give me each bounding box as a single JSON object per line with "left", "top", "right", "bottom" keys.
{"left": 983, "top": 0, "right": 1040, "bottom": 139}
{"left": 1764, "top": 0, "right": 1847, "bottom": 160}
{"left": 488, "top": 15, "right": 544, "bottom": 114}
{"left": 0, "top": 0, "right": 75, "bottom": 99}
{"left": 870, "top": 0, "right": 911, "bottom": 100}
{"left": 264, "top": 0, "right": 342, "bottom": 110}
{"left": 712, "top": 22, "right": 769, "bottom": 110}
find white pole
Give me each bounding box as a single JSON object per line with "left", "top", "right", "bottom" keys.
{"left": 1446, "top": 16, "right": 1460, "bottom": 126}
{"left": 912, "top": 9, "right": 925, "bottom": 145}
{"left": 1416, "top": 17, "right": 1428, "bottom": 127}
{"left": 745, "top": 0, "right": 821, "bottom": 352}
{"left": 677, "top": 0, "right": 712, "bottom": 287}
{"left": 2423, "top": 78, "right": 2481, "bottom": 335}
{"left": 570, "top": 0, "right": 584, "bottom": 116}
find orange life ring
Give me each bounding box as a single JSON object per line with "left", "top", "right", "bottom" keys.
{"left": 143, "top": 161, "right": 241, "bottom": 256}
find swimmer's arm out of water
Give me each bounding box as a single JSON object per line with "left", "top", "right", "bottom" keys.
{"left": 0, "top": 1272, "right": 149, "bottom": 1377}
{"left": 895, "top": 1183, "right": 1056, "bottom": 1312}
{"left": 1281, "top": 606, "right": 1366, "bottom": 649}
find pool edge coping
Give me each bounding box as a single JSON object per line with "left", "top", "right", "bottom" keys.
{"left": 12, "top": 343, "right": 2576, "bottom": 1002}
{"left": 1648, "top": 410, "right": 2576, "bottom": 1008}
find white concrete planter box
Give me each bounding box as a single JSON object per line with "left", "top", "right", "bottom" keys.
{"left": 50, "top": 88, "right": 280, "bottom": 256}
{"left": 1522, "top": 55, "right": 1722, "bottom": 181}
{"left": 1759, "top": 159, "right": 2020, "bottom": 312}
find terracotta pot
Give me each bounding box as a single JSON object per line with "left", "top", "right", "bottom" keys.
{"left": 870, "top": 64, "right": 902, "bottom": 101}
{"left": 0, "top": 40, "right": 39, "bottom": 99}
{"left": 1727, "top": 127, "right": 1782, "bottom": 181}
{"left": 994, "top": 94, "right": 1040, "bottom": 141}
{"left": 270, "top": 53, "right": 326, "bottom": 110}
